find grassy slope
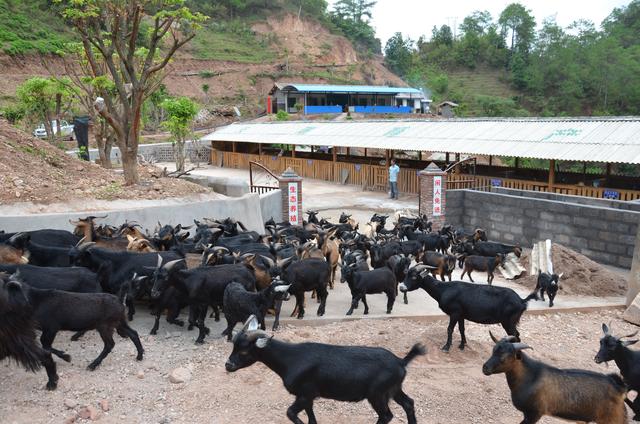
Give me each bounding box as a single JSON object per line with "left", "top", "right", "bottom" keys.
{"left": 0, "top": 0, "right": 73, "bottom": 55}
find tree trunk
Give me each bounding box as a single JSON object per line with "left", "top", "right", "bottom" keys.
{"left": 121, "top": 149, "right": 139, "bottom": 185}
{"left": 103, "top": 136, "right": 113, "bottom": 169}
{"left": 55, "top": 93, "right": 62, "bottom": 138}
{"left": 175, "top": 139, "right": 185, "bottom": 172}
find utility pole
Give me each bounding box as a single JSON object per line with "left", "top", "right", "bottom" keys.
{"left": 446, "top": 16, "right": 458, "bottom": 39}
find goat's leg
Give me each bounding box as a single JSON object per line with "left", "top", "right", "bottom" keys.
{"left": 539, "top": 288, "right": 546, "bottom": 301}
{"left": 150, "top": 310, "right": 161, "bottom": 335}
{"left": 467, "top": 270, "right": 474, "bottom": 283}
{"left": 502, "top": 321, "right": 521, "bottom": 342}
{"left": 87, "top": 327, "right": 115, "bottom": 371}
{"left": 40, "top": 330, "right": 70, "bottom": 363}
{"left": 460, "top": 268, "right": 467, "bottom": 280}
{"left": 40, "top": 349, "right": 59, "bottom": 391}
{"left": 166, "top": 305, "right": 184, "bottom": 327}
{"left": 386, "top": 291, "right": 395, "bottom": 314}
{"left": 116, "top": 322, "right": 144, "bottom": 361}
{"left": 393, "top": 390, "right": 417, "bottom": 424}
{"left": 442, "top": 316, "right": 457, "bottom": 352}
{"left": 286, "top": 396, "right": 308, "bottom": 424}
{"left": 316, "top": 286, "right": 327, "bottom": 316}
{"left": 346, "top": 293, "right": 361, "bottom": 315}
{"left": 304, "top": 399, "right": 317, "bottom": 424}
{"left": 223, "top": 319, "right": 235, "bottom": 341}
{"left": 629, "top": 396, "right": 640, "bottom": 420}
{"left": 70, "top": 331, "right": 86, "bottom": 341}
{"left": 211, "top": 304, "right": 220, "bottom": 322}
{"left": 487, "top": 271, "right": 493, "bottom": 285}
{"left": 272, "top": 299, "right": 283, "bottom": 331}
{"left": 362, "top": 294, "right": 370, "bottom": 315}
{"left": 403, "top": 290, "right": 409, "bottom": 304}
{"left": 519, "top": 412, "right": 542, "bottom": 424}
{"left": 458, "top": 319, "right": 467, "bottom": 350}
{"left": 296, "top": 293, "right": 306, "bottom": 319}
{"left": 188, "top": 305, "right": 197, "bottom": 330}
{"left": 368, "top": 396, "right": 393, "bottom": 424}
{"left": 126, "top": 297, "right": 135, "bottom": 321}
{"left": 440, "top": 270, "right": 446, "bottom": 282}
{"left": 195, "top": 306, "right": 209, "bottom": 344}
{"left": 548, "top": 293, "right": 555, "bottom": 308}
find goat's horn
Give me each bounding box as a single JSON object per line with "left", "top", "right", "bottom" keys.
{"left": 156, "top": 254, "right": 163, "bottom": 269}
{"left": 489, "top": 331, "right": 499, "bottom": 344}
{"left": 511, "top": 343, "right": 532, "bottom": 351}
{"left": 621, "top": 330, "right": 639, "bottom": 339}
{"left": 163, "top": 259, "right": 184, "bottom": 271}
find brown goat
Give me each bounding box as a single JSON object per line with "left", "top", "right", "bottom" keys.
{"left": 316, "top": 229, "right": 340, "bottom": 289}
{"left": 0, "top": 245, "right": 28, "bottom": 264}
{"left": 460, "top": 254, "right": 504, "bottom": 285}
{"left": 483, "top": 333, "right": 627, "bottom": 424}
{"left": 70, "top": 217, "right": 127, "bottom": 250}
{"left": 421, "top": 251, "right": 456, "bottom": 282}
{"left": 126, "top": 235, "right": 156, "bottom": 253}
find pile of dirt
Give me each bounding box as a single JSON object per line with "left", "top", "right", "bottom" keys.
{"left": 0, "top": 119, "right": 208, "bottom": 205}
{"left": 518, "top": 243, "right": 626, "bottom": 296}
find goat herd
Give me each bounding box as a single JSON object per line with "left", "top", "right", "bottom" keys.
{"left": 0, "top": 211, "right": 637, "bottom": 424}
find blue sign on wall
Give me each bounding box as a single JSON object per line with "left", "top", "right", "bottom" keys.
{"left": 491, "top": 179, "right": 502, "bottom": 187}
{"left": 603, "top": 189, "right": 619, "bottom": 199}
{"left": 355, "top": 164, "right": 361, "bottom": 171}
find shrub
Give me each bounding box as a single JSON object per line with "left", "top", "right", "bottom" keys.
{"left": 276, "top": 110, "right": 289, "bottom": 121}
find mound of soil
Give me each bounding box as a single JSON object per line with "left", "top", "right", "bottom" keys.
{"left": 518, "top": 243, "right": 626, "bottom": 297}
{"left": 0, "top": 119, "right": 208, "bottom": 205}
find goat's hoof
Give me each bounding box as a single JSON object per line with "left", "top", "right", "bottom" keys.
{"left": 386, "top": 310, "right": 392, "bottom": 314}
{"left": 195, "top": 339, "right": 205, "bottom": 345}
{"left": 87, "top": 364, "right": 98, "bottom": 371}
{"left": 214, "top": 317, "right": 220, "bottom": 322}
{"left": 70, "top": 334, "right": 82, "bottom": 342}
{"left": 187, "top": 325, "right": 194, "bottom": 331}
{"left": 204, "top": 327, "right": 211, "bottom": 335}
{"left": 150, "top": 330, "right": 158, "bottom": 336}
{"left": 297, "top": 315, "right": 304, "bottom": 320}
{"left": 46, "top": 381, "right": 58, "bottom": 391}
{"left": 364, "top": 310, "right": 369, "bottom": 315}
{"left": 458, "top": 344, "right": 466, "bottom": 350}
{"left": 404, "top": 300, "right": 408, "bottom": 304}
{"left": 172, "top": 320, "right": 185, "bottom": 327}
{"left": 61, "top": 354, "right": 71, "bottom": 363}
{"left": 346, "top": 311, "right": 353, "bottom": 316}
{"left": 136, "top": 354, "right": 144, "bottom": 361}
{"left": 441, "top": 345, "right": 451, "bottom": 352}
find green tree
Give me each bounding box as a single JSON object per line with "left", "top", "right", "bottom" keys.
{"left": 459, "top": 10, "right": 492, "bottom": 36}
{"left": 384, "top": 32, "right": 413, "bottom": 76}
{"left": 16, "top": 77, "right": 73, "bottom": 142}
{"left": 55, "top": 0, "right": 207, "bottom": 185}
{"left": 499, "top": 3, "right": 536, "bottom": 54}
{"left": 162, "top": 97, "right": 199, "bottom": 173}
{"left": 431, "top": 25, "right": 453, "bottom": 46}
{"left": 330, "top": 0, "right": 380, "bottom": 53}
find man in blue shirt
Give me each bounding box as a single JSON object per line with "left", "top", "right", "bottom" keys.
{"left": 389, "top": 159, "right": 400, "bottom": 199}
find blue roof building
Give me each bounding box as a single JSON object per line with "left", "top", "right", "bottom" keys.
{"left": 268, "top": 82, "right": 431, "bottom": 115}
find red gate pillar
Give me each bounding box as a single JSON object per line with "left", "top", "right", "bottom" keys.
{"left": 279, "top": 167, "right": 303, "bottom": 225}
{"left": 419, "top": 162, "right": 447, "bottom": 230}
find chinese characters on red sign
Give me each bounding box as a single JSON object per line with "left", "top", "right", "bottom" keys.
{"left": 433, "top": 176, "right": 442, "bottom": 217}
{"left": 288, "top": 182, "right": 298, "bottom": 224}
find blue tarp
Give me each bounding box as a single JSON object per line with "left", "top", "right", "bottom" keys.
{"left": 354, "top": 106, "right": 412, "bottom": 114}
{"left": 305, "top": 105, "right": 342, "bottom": 114}
{"left": 282, "top": 84, "right": 422, "bottom": 95}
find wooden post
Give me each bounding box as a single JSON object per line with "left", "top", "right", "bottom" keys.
{"left": 291, "top": 145, "right": 296, "bottom": 158}
{"left": 385, "top": 149, "right": 390, "bottom": 167}
{"left": 364, "top": 148, "right": 368, "bottom": 157}
{"left": 606, "top": 163, "right": 612, "bottom": 185}
{"left": 332, "top": 147, "right": 337, "bottom": 181}
{"left": 489, "top": 155, "right": 493, "bottom": 166}
{"left": 258, "top": 143, "right": 262, "bottom": 156}
{"left": 232, "top": 142, "right": 237, "bottom": 153}
{"left": 548, "top": 159, "right": 556, "bottom": 191}
{"left": 346, "top": 147, "right": 350, "bottom": 156}
{"left": 446, "top": 152, "right": 450, "bottom": 164}
{"left": 514, "top": 157, "right": 519, "bottom": 170}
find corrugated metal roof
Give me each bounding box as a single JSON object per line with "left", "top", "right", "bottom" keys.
{"left": 203, "top": 118, "right": 640, "bottom": 164}
{"left": 272, "top": 83, "right": 423, "bottom": 95}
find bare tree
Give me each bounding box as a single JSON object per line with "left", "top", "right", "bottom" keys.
{"left": 57, "top": 0, "right": 207, "bottom": 185}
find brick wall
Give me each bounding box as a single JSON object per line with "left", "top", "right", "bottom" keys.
{"left": 446, "top": 189, "right": 640, "bottom": 269}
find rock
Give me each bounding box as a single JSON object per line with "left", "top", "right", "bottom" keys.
{"left": 63, "top": 413, "right": 78, "bottom": 424}
{"left": 99, "top": 399, "right": 110, "bottom": 412}
{"left": 64, "top": 399, "right": 78, "bottom": 409}
{"left": 624, "top": 292, "right": 640, "bottom": 325}
{"left": 136, "top": 370, "right": 145, "bottom": 379}
{"left": 168, "top": 367, "right": 191, "bottom": 384}
{"left": 78, "top": 407, "right": 91, "bottom": 420}
{"left": 78, "top": 405, "right": 100, "bottom": 421}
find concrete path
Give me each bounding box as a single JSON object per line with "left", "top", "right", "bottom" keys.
{"left": 160, "top": 163, "right": 627, "bottom": 326}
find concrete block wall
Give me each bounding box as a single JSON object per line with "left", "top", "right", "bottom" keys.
{"left": 446, "top": 190, "right": 640, "bottom": 269}
{"left": 68, "top": 141, "right": 210, "bottom": 165}
{"left": 492, "top": 187, "right": 640, "bottom": 212}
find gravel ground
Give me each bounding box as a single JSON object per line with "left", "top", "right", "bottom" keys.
{"left": 0, "top": 307, "right": 635, "bottom": 424}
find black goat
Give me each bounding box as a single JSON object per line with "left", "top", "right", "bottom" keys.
{"left": 222, "top": 280, "right": 290, "bottom": 340}
{"left": 225, "top": 315, "right": 425, "bottom": 424}
{"left": 485, "top": 333, "right": 627, "bottom": 424}
{"left": 387, "top": 254, "right": 411, "bottom": 304}
{"left": 0, "top": 229, "right": 79, "bottom": 247}
{"left": 150, "top": 263, "right": 256, "bottom": 344}
{"left": 0, "top": 264, "right": 106, "bottom": 294}
{"left": 535, "top": 271, "right": 562, "bottom": 307}
{"left": 281, "top": 258, "right": 330, "bottom": 320}
{"left": 0, "top": 275, "right": 58, "bottom": 390}
{"left": 595, "top": 323, "right": 640, "bottom": 420}
{"left": 10, "top": 276, "right": 144, "bottom": 370}
{"left": 473, "top": 241, "right": 522, "bottom": 258}
{"left": 460, "top": 254, "right": 505, "bottom": 285}
{"left": 342, "top": 263, "right": 397, "bottom": 315}
{"left": 400, "top": 265, "right": 537, "bottom": 351}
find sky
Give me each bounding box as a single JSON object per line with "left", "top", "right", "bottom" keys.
{"left": 329, "top": 0, "right": 631, "bottom": 44}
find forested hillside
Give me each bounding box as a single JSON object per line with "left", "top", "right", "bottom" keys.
{"left": 384, "top": 1, "right": 640, "bottom": 116}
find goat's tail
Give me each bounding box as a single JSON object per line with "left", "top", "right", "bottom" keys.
{"left": 401, "top": 343, "right": 427, "bottom": 367}
{"left": 521, "top": 291, "right": 539, "bottom": 304}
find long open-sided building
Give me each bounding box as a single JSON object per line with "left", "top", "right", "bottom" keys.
{"left": 204, "top": 117, "right": 640, "bottom": 200}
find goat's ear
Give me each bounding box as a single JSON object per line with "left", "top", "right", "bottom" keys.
{"left": 255, "top": 336, "right": 271, "bottom": 349}
{"left": 603, "top": 323, "right": 611, "bottom": 336}
{"left": 623, "top": 340, "right": 639, "bottom": 347}
{"left": 557, "top": 273, "right": 563, "bottom": 280}
{"left": 245, "top": 315, "right": 260, "bottom": 332}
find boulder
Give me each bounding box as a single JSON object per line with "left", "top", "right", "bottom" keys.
{"left": 169, "top": 367, "right": 192, "bottom": 384}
